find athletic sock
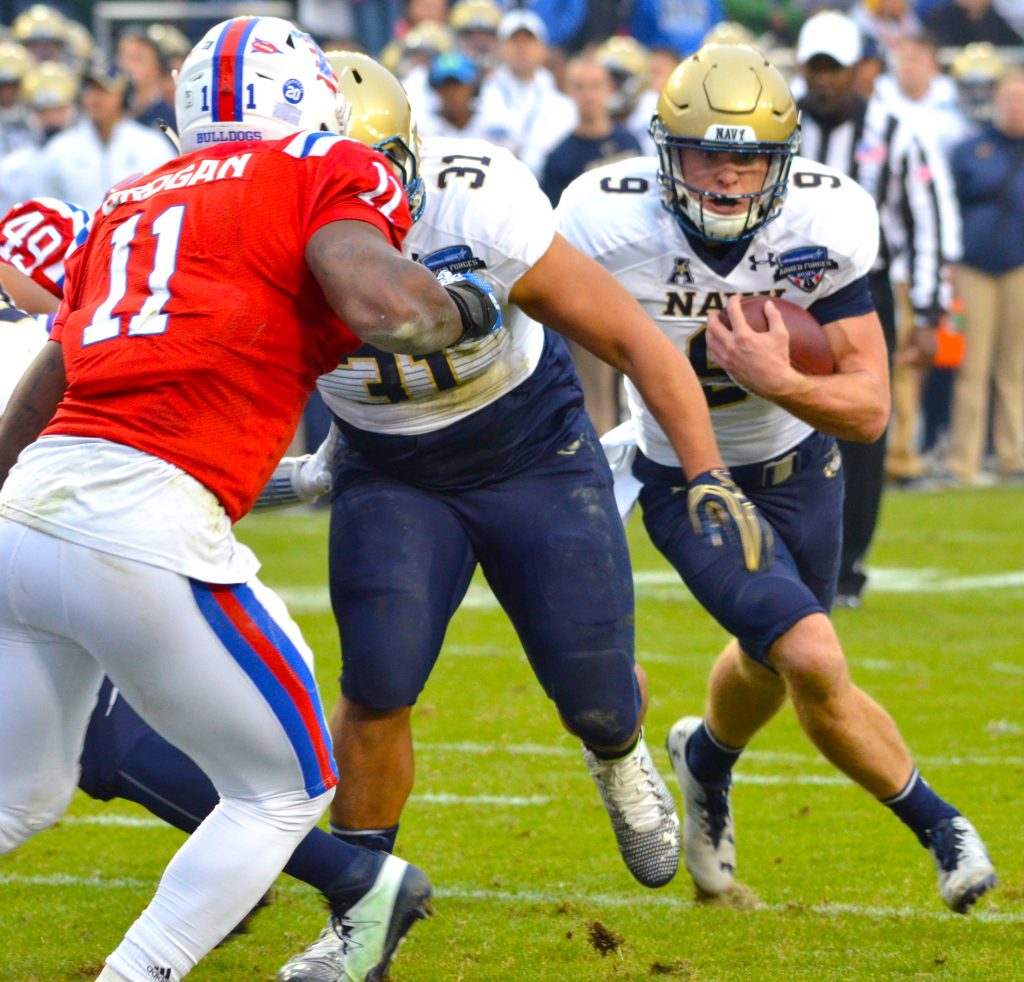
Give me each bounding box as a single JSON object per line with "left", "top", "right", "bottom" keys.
{"left": 281, "top": 825, "right": 384, "bottom": 902}
{"left": 881, "top": 768, "right": 959, "bottom": 847}
{"left": 330, "top": 822, "right": 399, "bottom": 854}
{"left": 686, "top": 720, "right": 743, "bottom": 789}
{"left": 585, "top": 734, "right": 639, "bottom": 761}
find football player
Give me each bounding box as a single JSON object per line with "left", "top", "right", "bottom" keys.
{"left": 0, "top": 50, "right": 772, "bottom": 982}
{"left": 557, "top": 44, "right": 996, "bottom": 913}
{"left": 0, "top": 15, "right": 501, "bottom": 982}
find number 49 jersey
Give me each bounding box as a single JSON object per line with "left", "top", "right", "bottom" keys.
{"left": 317, "top": 136, "right": 556, "bottom": 435}
{"left": 45, "top": 132, "right": 411, "bottom": 521}
{"left": 0, "top": 197, "right": 92, "bottom": 298}
{"left": 557, "top": 155, "right": 879, "bottom": 467}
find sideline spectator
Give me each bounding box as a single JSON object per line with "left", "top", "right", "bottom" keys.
{"left": 10, "top": 4, "right": 69, "bottom": 64}
{"left": 35, "top": 61, "right": 173, "bottom": 212}
{"left": 478, "top": 9, "right": 576, "bottom": 177}
{"left": 628, "top": 0, "right": 725, "bottom": 56}
{"left": 449, "top": 0, "right": 501, "bottom": 70}
{"left": 794, "top": 10, "right": 959, "bottom": 606}
{"left": 874, "top": 32, "right": 970, "bottom": 157}
{"left": 850, "top": 0, "right": 922, "bottom": 55}
{"left": 542, "top": 56, "right": 642, "bottom": 432}
{"left": 946, "top": 70, "right": 1024, "bottom": 483}
{"left": 925, "top": 0, "right": 1023, "bottom": 46}
{"left": 0, "top": 60, "right": 77, "bottom": 212}
{"left": 0, "top": 41, "right": 34, "bottom": 159}
{"left": 542, "top": 58, "right": 640, "bottom": 208}
{"left": 116, "top": 25, "right": 176, "bottom": 134}
{"left": 420, "top": 49, "right": 514, "bottom": 144}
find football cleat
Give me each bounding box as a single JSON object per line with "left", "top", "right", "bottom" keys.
{"left": 665, "top": 716, "right": 736, "bottom": 895}
{"left": 926, "top": 815, "right": 997, "bottom": 913}
{"left": 277, "top": 854, "right": 432, "bottom": 982}
{"left": 582, "top": 733, "right": 680, "bottom": 888}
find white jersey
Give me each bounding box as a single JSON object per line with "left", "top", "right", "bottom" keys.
{"left": 317, "top": 136, "right": 556, "bottom": 436}
{"left": 557, "top": 155, "right": 879, "bottom": 467}
{"left": 0, "top": 308, "right": 48, "bottom": 416}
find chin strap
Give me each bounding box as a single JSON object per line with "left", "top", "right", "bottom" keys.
{"left": 156, "top": 118, "right": 181, "bottom": 154}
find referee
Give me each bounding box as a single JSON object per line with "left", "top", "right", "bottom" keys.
{"left": 793, "top": 11, "right": 960, "bottom": 607}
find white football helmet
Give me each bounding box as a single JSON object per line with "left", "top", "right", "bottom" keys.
{"left": 175, "top": 16, "right": 344, "bottom": 153}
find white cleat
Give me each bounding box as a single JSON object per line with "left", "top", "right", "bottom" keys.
{"left": 277, "top": 854, "right": 432, "bottom": 982}
{"left": 665, "top": 716, "right": 736, "bottom": 896}
{"left": 583, "top": 733, "right": 680, "bottom": 888}
{"left": 926, "top": 816, "right": 997, "bottom": 913}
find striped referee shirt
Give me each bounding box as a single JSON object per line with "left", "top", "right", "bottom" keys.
{"left": 797, "top": 95, "right": 961, "bottom": 322}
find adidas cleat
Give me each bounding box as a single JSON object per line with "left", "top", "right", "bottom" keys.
{"left": 278, "top": 854, "right": 432, "bottom": 982}
{"left": 926, "top": 815, "right": 997, "bottom": 913}
{"left": 583, "top": 733, "right": 680, "bottom": 888}
{"left": 665, "top": 716, "right": 736, "bottom": 896}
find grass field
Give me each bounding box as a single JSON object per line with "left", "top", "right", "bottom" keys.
{"left": 1, "top": 484, "right": 1022, "bottom": 981}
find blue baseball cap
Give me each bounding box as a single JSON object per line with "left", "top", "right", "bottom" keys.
{"left": 429, "top": 51, "right": 479, "bottom": 88}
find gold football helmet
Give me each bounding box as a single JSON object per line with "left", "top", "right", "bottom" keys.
{"left": 11, "top": 5, "right": 69, "bottom": 46}
{"left": 22, "top": 59, "right": 77, "bottom": 108}
{"left": 326, "top": 51, "right": 425, "bottom": 222}
{"left": 595, "top": 36, "right": 650, "bottom": 116}
{"left": 652, "top": 44, "right": 800, "bottom": 242}
{"left": 701, "top": 21, "right": 757, "bottom": 48}
{"left": 0, "top": 41, "right": 31, "bottom": 86}
{"left": 951, "top": 42, "right": 1006, "bottom": 124}
{"left": 449, "top": 0, "right": 502, "bottom": 33}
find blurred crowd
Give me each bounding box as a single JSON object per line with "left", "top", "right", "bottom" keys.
{"left": 0, "top": 0, "right": 1022, "bottom": 486}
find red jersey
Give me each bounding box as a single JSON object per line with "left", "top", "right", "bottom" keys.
{"left": 0, "top": 197, "right": 92, "bottom": 298}
{"left": 46, "top": 131, "right": 411, "bottom": 521}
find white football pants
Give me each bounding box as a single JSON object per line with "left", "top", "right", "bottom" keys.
{"left": 0, "top": 518, "right": 335, "bottom": 981}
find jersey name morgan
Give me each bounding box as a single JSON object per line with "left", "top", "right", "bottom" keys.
{"left": 317, "top": 136, "right": 557, "bottom": 436}
{"left": 45, "top": 131, "right": 411, "bottom": 521}
{"left": 556, "top": 156, "right": 878, "bottom": 467}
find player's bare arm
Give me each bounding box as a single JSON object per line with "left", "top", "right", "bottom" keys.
{"left": 307, "top": 219, "right": 473, "bottom": 354}
{"left": 0, "top": 339, "right": 65, "bottom": 486}
{"left": 707, "top": 295, "right": 889, "bottom": 442}
{"left": 0, "top": 264, "right": 61, "bottom": 314}
{"left": 510, "top": 233, "right": 723, "bottom": 480}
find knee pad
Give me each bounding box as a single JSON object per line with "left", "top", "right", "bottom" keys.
{"left": 550, "top": 649, "right": 640, "bottom": 749}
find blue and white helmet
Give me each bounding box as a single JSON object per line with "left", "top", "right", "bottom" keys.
{"left": 175, "top": 16, "right": 345, "bottom": 153}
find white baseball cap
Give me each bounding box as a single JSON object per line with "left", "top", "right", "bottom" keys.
{"left": 497, "top": 9, "right": 548, "bottom": 43}
{"left": 796, "top": 11, "right": 863, "bottom": 68}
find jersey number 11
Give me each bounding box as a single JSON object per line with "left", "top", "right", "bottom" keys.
{"left": 82, "top": 205, "right": 185, "bottom": 346}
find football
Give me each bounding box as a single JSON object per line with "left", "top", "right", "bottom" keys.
{"left": 720, "top": 296, "right": 835, "bottom": 376}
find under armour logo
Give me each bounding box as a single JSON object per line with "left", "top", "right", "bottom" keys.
{"left": 748, "top": 252, "right": 776, "bottom": 272}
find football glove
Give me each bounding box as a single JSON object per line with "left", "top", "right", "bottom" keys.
{"left": 436, "top": 269, "right": 502, "bottom": 343}
{"left": 687, "top": 468, "right": 773, "bottom": 573}
{"left": 253, "top": 425, "right": 339, "bottom": 510}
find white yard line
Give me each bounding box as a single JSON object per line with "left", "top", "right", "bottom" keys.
{"left": 2, "top": 872, "right": 1020, "bottom": 924}
{"left": 275, "top": 566, "right": 1024, "bottom": 615}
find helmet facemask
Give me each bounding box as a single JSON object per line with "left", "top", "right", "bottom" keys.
{"left": 373, "top": 129, "right": 425, "bottom": 222}
{"left": 652, "top": 117, "right": 799, "bottom": 242}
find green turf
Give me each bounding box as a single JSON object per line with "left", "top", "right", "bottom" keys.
{"left": 2, "top": 485, "right": 1022, "bottom": 981}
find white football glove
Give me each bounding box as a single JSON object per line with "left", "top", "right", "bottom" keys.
{"left": 253, "top": 424, "right": 340, "bottom": 510}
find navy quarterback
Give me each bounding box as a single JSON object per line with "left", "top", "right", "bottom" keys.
{"left": 558, "top": 43, "right": 996, "bottom": 913}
